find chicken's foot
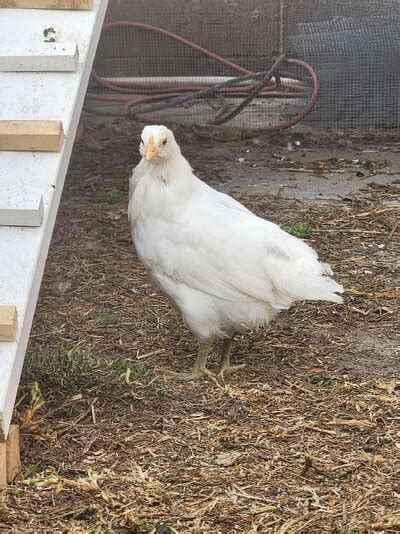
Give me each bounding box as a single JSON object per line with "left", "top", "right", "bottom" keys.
{"left": 161, "top": 339, "right": 215, "bottom": 381}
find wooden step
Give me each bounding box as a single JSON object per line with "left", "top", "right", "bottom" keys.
{"left": 0, "top": 306, "right": 18, "bottom": 342}
{"left": 0, "top": 192, "right": 44, "bottom": 227}
{"left": 0, "top": 0, "right": 92, "bottom": 9}
{"left": 0, "top": 120, "right": 64, "bottom": 152}
{"left": 0, "top": 42, "right": 79, "bottom": 72}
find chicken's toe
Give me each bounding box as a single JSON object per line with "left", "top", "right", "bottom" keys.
{"left": 160, "top": 367, "right": 216, "bottom": 382}
{"left": 217, "top": 363, "right": 246, "bottom": 378}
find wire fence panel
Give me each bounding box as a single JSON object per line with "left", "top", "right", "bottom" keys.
{"left": 287, "top": 2, "right": 400, "bottom": 128}
{"left": 88, "top": 0, "right": 400, "bottom": 130}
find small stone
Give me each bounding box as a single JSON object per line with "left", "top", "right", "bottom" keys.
{"left": 52, "top": 281, "right": 72, "bottom": 294}
{"left": 307, "top": 374, "right": 325, "bottom": 384}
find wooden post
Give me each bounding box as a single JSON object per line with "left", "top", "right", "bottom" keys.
{"left": 0, "top": 425, "right": 20, "bottom": 485}
{"left": 6, "top": 425, "right": 20, "bottom": 484}
{"left": 0, "top": 443, "right": 6, "bottom": 486}
{"left": 75, "top": 120, "right": 85, "bottom": 142}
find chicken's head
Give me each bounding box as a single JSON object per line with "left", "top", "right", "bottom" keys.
{"left": 140, "top": 125, "right": 179, "bottom": 163}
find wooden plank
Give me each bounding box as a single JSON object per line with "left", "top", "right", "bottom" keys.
{"left": 0, "top": 443, "right": 6, "bottom": 485}
{"left": 0, "top": 192, "right": 44, "bottom": 227}
{"left": 6, "top": 425, "right": 20, "bottom": 483}
{"left": 0, "top": 0, "right": 109, "bottom": 440}
{"left": 0, "top": 120, "right": 64, "bottom": 152}
{"left": 0, "top": 0, "right": 92, "bottom": 9}
{"left": 0, "top": 42, "right": 79, "bottom": 72}
{"left": 0, "top": 306, "right": 17, "bottom": 342}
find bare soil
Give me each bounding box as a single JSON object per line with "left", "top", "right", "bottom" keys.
{"left": 3, "top": 120, "right": 399, "bottom": 533}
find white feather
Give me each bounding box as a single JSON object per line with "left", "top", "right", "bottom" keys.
{"left": 128, "top": 125, "right": 344, "bottom": 341}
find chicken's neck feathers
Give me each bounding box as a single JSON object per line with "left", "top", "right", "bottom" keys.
{"left": 130, "top": 152, "right": 202, "bottom": 226}
{"left": 145, "top": 152, "right": 193, "bottom": 188}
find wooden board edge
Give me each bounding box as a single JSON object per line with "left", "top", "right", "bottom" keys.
{"left": 0, "top": 0, "right": 109, "bottom": 441}
{"left": 73, "top": 43, "right": 80, "bottom": 70}
{"left": 0, "top": 0, "right": 92, "bottom": 9}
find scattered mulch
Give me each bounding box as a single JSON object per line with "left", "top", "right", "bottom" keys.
{"left": 3, "top": 120, "right": 399, "bottom": 532}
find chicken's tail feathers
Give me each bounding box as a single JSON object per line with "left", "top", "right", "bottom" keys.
{"left": 277, "top": 275, "right": 344, "bottom": 306}
{"left": 265, "top": 255, "right": 344, "bottom": 308}
{"left": 307, "top": 276, "right": 344, "bottom": 303}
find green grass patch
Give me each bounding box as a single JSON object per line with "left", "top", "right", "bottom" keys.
{"left": 91, "top": 312, "right": 118, "bottom": 326}
{"left": 23, "top": 344, "right": 127, "bottom": 392}
{"left": 283, "top": 223, "right": 312, "bottom": 239}
{"left": 106, "top": 187, "right": 123, "bottom": 204}
{"left": 22, "top": 343, "right": 175, "bottom": 400}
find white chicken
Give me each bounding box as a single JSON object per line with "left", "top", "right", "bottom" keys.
{"left": 128, "top": 125, "right": 344, "bottom": 380}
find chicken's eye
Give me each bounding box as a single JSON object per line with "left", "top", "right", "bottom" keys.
{"left": 161, "top": 138, "right": 167, "bottom": 147}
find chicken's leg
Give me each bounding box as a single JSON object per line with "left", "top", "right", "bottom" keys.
{"left": 218, "top": 332, "right": 245, "bottom": 376}
{"left": 162, "top": 339, "right": 215, "bottom": 381}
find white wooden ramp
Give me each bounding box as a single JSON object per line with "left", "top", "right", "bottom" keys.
{"left": 0, "top": 0, "right": 108, "bottom": 440}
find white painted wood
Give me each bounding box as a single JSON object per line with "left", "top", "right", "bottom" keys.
{"left": 0, "top": 0, "right": 108, "bottom": 439}
{"left": 0, "top": 191, "right": 44, "bottom": 227}
{"left": 0, "top": 42, "right": 79, "bottom": 72}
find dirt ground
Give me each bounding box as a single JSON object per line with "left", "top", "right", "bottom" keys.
{"left": 2, "top": 119, "right": 399, "bottom": 532}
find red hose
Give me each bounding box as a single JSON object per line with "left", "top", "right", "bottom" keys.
{"left": 88, "top": 21, "right": 319, "bottom": 131}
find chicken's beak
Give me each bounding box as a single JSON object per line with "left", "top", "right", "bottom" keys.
{"left": 145, "top": 136, "right": 159, "bottom": 161}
